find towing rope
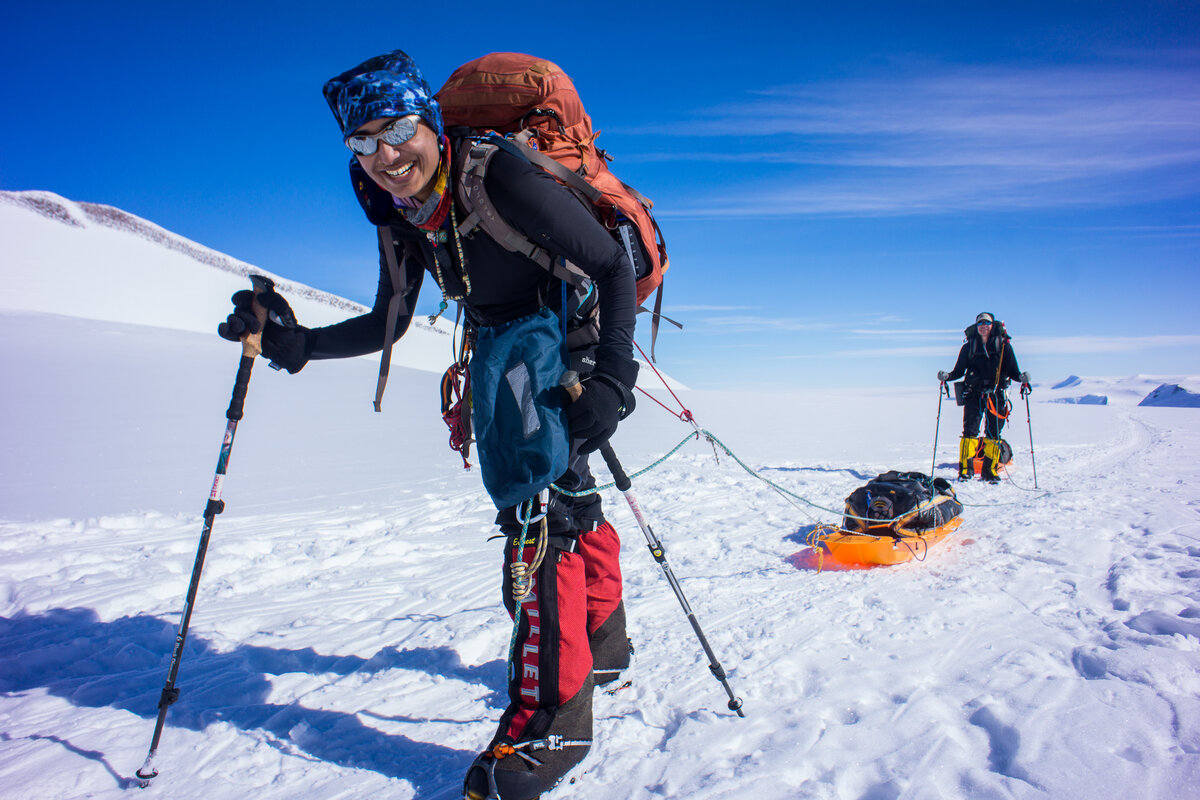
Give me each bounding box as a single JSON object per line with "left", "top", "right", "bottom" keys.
{"left": 554, "top": 428, "right": 953, "bottom": 525}
{"left": 546, "top": 340, "right": 1044, "bottom": 567}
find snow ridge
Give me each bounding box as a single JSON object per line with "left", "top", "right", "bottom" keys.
{"left": 0, "top": 190, "right": 368, "bottom": 316}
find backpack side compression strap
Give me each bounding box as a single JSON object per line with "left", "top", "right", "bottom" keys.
{"left": 374, "top": 225, "right": 412, "bottom": 412}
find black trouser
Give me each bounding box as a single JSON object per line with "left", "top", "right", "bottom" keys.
{"left": 961, "top": 385, "right": 1008, "bottom": 439}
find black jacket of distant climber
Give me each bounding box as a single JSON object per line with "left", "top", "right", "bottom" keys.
{"left": 945, "top": 328, "right": 1022, "bottom": 391}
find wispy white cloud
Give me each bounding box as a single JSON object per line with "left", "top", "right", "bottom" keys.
{"left": 625, "top": 61, "right": 1200, "bottom": 217}
{"left": 694, "top": 312, "right": 914, "bottom": 334}
{"left": 700, "top": 315, "right": 841, "bottom": 333}
{"left": 768, "top": 345, "right": 950, "bottom": 360}
{"left": 848, "top": 328, "right": 963, "bottom": 336}
{"left": 666, "top": 304, "right": 757, "bottom": 312}
{"left": 767, "top": 334, "right": 1200, "bottom": 360}
{"left": 1018, "top": 334, "right": 1200, "bottom": 355}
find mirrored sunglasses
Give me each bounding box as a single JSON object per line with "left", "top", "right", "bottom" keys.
{"left": 345, "top": 115, "right": 419, "bottom": 156}
{"left": 977, "top": 319, "right": 993, "bottom": 326}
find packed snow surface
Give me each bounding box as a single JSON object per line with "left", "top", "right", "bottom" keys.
{"left": 2, "top": 194, "right": 1200, "bottom": 799}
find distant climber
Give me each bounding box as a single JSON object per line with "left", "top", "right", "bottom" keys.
{"left": 938, "top": 312, "right": 1030, "bottom": 483}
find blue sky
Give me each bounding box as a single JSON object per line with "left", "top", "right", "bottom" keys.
{"left": 3, "top": 1, "right": 1198, "bottom": 390}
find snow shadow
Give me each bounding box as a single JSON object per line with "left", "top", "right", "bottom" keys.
{"left": 783, "top": 525, "right": 875, "bottom": 572}
{"left": 761, "top": 465, "right": 876, "bottom": 481}
{"left": 0, "top": 607, "right": 502, "bottom": 797}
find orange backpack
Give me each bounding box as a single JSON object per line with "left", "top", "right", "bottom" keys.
{"left": 436, "top": 53, "right": 675, "bottom": 355}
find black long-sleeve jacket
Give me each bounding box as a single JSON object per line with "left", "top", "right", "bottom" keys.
{"left": 304, "top": 140, "right": 638, "bottom": 386}
{"left": 945, "top": 331, "right": 1022, "bottom": 390}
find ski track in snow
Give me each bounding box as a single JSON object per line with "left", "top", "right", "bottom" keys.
{"left": 2, "top": 195, "right": 1200, "bottom": 798}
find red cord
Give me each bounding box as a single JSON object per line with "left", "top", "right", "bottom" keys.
{"left": 634, "top": 340, "right": 695, "bottom": 423}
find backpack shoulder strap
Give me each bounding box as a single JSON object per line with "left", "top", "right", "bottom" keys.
{"left": 509, "top": 129, "right": 604, "bottom": 205}
{"left": 993, "top": 338, "right": 1008, "bottom": 387}
{"left": 451, "top": 134, "right": 591, "bottom": 288}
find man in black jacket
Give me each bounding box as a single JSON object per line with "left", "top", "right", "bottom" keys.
{"left": 219, "top": 50, "right": 638, "bottom": 800}
{"left": 938, "top": 312, "right": 1030, "bottom": 483}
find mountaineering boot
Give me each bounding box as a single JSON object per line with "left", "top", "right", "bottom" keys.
{"left": 981, "top": 438, "right": 1002, "bottom": 483}
{"left": 463, "top": 672, "right": 594, "bottom": 800}
{"left": 958, "top": 437, "right": 979, "bottom": 481}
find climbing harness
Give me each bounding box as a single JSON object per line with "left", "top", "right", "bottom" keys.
{"left": 985, "top": 391, "right": 1011, "bottom": 421}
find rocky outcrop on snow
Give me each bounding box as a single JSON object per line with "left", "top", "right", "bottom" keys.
{"left": 1139, "top": 383, "right": 1200, "bottom": 408}
{"left": 1052, "top": 375, "right": 1083, "bottom": 389}
{"left": 1051, "top": 394, "right": 1108, "bottom": 405}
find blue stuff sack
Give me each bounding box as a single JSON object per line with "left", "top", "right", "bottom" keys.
{"left": 470, "top": 307, "right": 570, "bottom": 509}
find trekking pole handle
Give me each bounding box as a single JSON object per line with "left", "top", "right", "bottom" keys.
{"left": 226, "top": 274, "right": 274, "bottom": 421}
{"left": 599, "top": 442, "right": 632, "bottom": 492}
{"left": 560, "top": 369, "right": 583, "bottom": 402}
{"left": 560, "top": 371, "right": 634, "bottom": 491}
{"left": 241, "top": 274, "right": 274, "bottom": 359}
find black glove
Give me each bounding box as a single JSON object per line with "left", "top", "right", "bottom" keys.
{"left": 938, "top": 370, "right": 949, "bottom": 382}
{"left": 567, "top": 372, "right": 636, "bottom": 454}
{"left": 218, "top": 289, "right": 312, "bottom": 373}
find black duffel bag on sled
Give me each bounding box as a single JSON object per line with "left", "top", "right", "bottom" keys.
{"left": 843, "top": 471, "right": 964, "bottom": 536}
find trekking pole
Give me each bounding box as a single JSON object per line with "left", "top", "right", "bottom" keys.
{"left": 1022, "top": 385, "right": 1039, "bottom": 489}
{"left": 931, "top": 381, "right": 949, "bottom": 476}
{"left": 558, "top": 372, "right": 744, "bottom": 717}
{"left": 598, "top": 440, "right": 745, "bottom": 717}
{"left": 135, "top": 274, "right": 273, "bottom": 786}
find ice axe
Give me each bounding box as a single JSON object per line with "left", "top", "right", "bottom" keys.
{"left": 560, "top": 371, "right": 745, "bottom": 718}
{"left": 135, "top": 274, "right": 274, "bottom": 786}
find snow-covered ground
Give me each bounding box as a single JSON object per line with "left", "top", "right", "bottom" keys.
{"left": 2, "top": 193, "right": 1199, "bottom": 799}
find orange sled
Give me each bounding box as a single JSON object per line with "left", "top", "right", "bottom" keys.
{"left": 814, "top": 517, "right": 964, "bottom": 567}
{"left": 809, "top": 471, "right": 965, "bottom": 568}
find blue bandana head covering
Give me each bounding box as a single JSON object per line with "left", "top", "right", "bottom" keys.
{"left": 322, "top": 49, "right": 444, "bottom": 139}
